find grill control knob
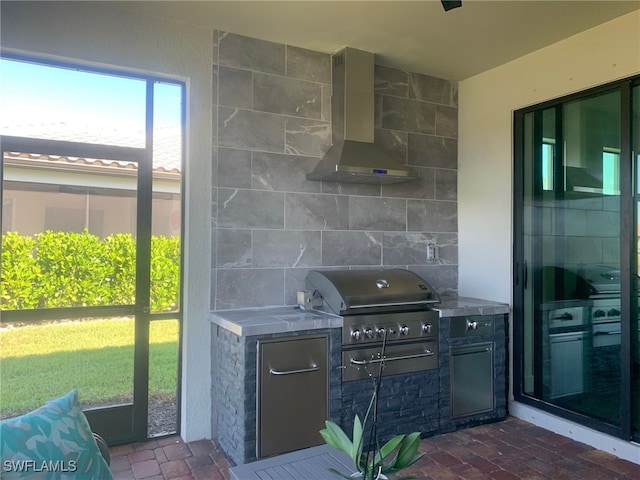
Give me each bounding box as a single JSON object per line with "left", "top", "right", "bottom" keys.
{"left": 422, "top": 323, "right": 432, "bottom": 334}
{"left": 467, "top": 320, "right": 478, "bottom": 330}
{"left": 594, "top": 309, "right": 606, "bottom": 318}
{"left": 364, "top": 328, "right": 374, "bottom": 339}
{"left": 351, "top": 329, "right": 362, "bottom": 341}
{"left": 608, "top": 308, "right": 621, "bottom": 317}
{"left": 376, "top": 327, "right": 387, "bottom": 337}
{"left": 400, "top": 325, "right": 410, "bottom": 335}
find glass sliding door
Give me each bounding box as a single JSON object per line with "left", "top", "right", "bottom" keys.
{"left": 633, "top": 84, "right": 640, "bottom": 440}
{"left": 515, "top": 77, "right": 640, "bottom": 441}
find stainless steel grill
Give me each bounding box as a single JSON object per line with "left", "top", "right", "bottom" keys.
{"left": 305, "top": 269, "right": 440, "bottom": 381}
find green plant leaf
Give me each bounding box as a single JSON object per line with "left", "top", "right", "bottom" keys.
{"left": 394, "top": 432, "right": 424, "bottom": 469}
{"left": 320, "top": 421, "right": 353, "bottom": 458}
{"left": 352, "top": 414, "right": 364, "bottom": 466}
{"left": 374, "top": 434, "right": 405, "bottom": 465}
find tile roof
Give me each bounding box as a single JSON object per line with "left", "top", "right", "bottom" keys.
{"left": 2, "top": 122, "right": 182, "bottom": 173}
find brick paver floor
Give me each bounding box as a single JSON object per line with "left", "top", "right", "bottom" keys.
{"left": 109, "top": 416, "right": 640, "bottom": 479}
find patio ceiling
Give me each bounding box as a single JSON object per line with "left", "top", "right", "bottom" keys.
{"left": 119, "top": 0, "right": 640, "bottom": 81}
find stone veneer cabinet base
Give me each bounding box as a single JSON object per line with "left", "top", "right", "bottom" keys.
{"left": 211, "top": 309, "right": 508, "bottom": 466}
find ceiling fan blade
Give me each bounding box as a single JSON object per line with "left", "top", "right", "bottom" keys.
{"left": 441, "top": 0, "right": 462, "bottom": 11}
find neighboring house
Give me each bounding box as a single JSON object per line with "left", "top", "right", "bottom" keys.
{"left": 1, "top": 1, "right": 639, "bottom": 464}
{"left": 2, "top": 124, "right": 181, "bottom": 237}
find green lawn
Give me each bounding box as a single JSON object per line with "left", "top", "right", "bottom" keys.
{"left": 0, "top": 318, "right": 178, "bottom": 418}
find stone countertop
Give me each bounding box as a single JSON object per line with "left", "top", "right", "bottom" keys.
{"left": 210, "top": 298, "right": 509, "bottom": 337}
{"left": 210, "top": 306, "right": 342, "bottom": 337}
{"left": 434, "top": 296, "right": 510, "bottom": 317}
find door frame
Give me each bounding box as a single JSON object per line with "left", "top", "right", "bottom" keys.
{"left": 512, "top": 74, "right": 640, "bottom": 442}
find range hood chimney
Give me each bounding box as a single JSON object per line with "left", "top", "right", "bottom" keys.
{"left": 306, "top": 47, "right": 418, "bottom": 184}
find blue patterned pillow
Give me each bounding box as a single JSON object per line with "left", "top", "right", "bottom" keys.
{"left": 0, "top": 389, "right": 113, "bottom": 479}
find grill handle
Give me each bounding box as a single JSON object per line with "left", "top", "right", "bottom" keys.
{"left": 350, "top": 350, "right": 434, "bottom": 366}
{"left": 269, "top": 363, "right": 319, "bottom": 376}
{"left": 349, "top": 300, "right": 435, "bottom": 309}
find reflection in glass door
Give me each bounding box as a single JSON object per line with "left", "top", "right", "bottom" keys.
{"left": 515, "top": 80, "right": 640, "bottom": 441}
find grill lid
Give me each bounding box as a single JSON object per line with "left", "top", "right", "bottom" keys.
{"left": 305, "top": 268, "right": 439, "bottom": 315}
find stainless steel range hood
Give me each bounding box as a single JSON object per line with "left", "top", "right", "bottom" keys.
{"left": 306, "top": 47, "right": 418, "bottom": 184}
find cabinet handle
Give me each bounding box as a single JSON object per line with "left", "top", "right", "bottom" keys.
{"left": 269, "top": 363, "right": 319, "bottom": 376}
{"left": 350, "top": 350, "right": 434, "bottom": 366}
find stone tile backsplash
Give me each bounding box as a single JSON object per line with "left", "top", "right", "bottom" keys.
{"left": 211, "top": 31, "right": 459, "bottom": 309}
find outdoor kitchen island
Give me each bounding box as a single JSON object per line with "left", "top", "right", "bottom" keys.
{"left": 211, "top": 296, "right": 509, "bottom": 467}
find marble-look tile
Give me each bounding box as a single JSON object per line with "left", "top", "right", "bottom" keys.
{"left": 349, "top": 196, "right": 407, "bottom": 231}
{"left": 382, "top": 96, "right": 435, "bottom": 135}
{"left": 210, "top": 306, "right": 342, "bottom": 336}
{"left": 386, "top": 232, "right": 458, "bottom": 266}
{"left": 561, "top": 236, "right": 603, "bottom": 264}
{"left": 212, "top": 64, "right": 219, "bottom": 106}
{"left": 561, "top": 209, "right": 588, "bottom": 237}
{"left": 285, "top": 118, "right": 331, "bottom": 157}
{"left": 210, "top": 268, "right": 217, "bottom": 310}
{"left": 253, "top": 230, "right": 321, "bottom": 267}
{"left": 321, "top": 231, "right": 382, "bottom": 266}
{"left": 410, "top": 265, "right": 458, "bottom": 297}
{"left": 218, "top": 148, "right": 251, "bottom": 188}
{"left": 212, "top": 104, "right": 218, "bottom": 146}
{"left": 435, "top": 168, "right": 457, "bottom": 201}
{"left": 285, "top": 193, "right": 349, "bottom": 230}
{"left": 435, "top": 233, "right": 458, "bottom": 265}
{"left": 218, "top": 106, "right": 285, "bottom": 152}
{"left": 211, "top": 145, "right": 219, "bottom": 188}
{"left": 285, "top": 268, "right": 314, "bottom": 305}
{"left": 218, "top": 229, "right": 252, "bottom": 268}
{"left": 210, "top": 226, "right": 218, "bottom": 269}
{"left": 407, "top": 199, "right": 457, "bottom": 232}
{"left": 210, "top": 33, "right": 460, "bottom": 306}
{"left": 383, "top": 232, "right": 431, "bottom": 266}
{"left": 375, "top": 65, "right": 408, "bottom": 97}
{"left": 254, "top": 73, "right": 322, "bottom": 119}
{"left": 219, "top": 66, "right": 252, "bottom": 109}
{"left": 218, "top": 188, "right": 284, "bottom": 229}
{"left": 213, "top": 30, "right": 219, "bottom": 66}
{"left": 408, "top": 72, "right": 452, "bottom": 105}
{"left": 374, "top": 128, "right": 408, "bottom": 164}
{"left": 321, "top": 84, "right": 331, "bottom": 122}
{"left": 320, "top": 181, "right": 381, "bottom": 197}
{"left": 382, "top": 167, "right": 435, "bottom": 200}
{"left": 408, "top": 134, "right": 457, "bottom": 169}
{"left": 252, "top": 152, "right": 321, "bottom": 193}
{"left": 602, "top": 237, "right": 619, "bottom": 265}
{"left": 585, "top": 209, "right": 620, "bottom": 237}
{"left": 562, "top": 195, "right": 604, "bottom": 212}
{"left": 218, "top": 32, "right": 285, "bottom": 75}
{"left": 286, "top": 46, "right": 331, "bottom": 84}
{"left": 211, "top": 186, "right": 218, "bottom": 227}
{"left": 451, "top": 82, "right": 459, "bottom": 108}
{"left": 435, "top": 105, "right": 458, "bottom": 138}
{"left": 374, "top": 94, "right": 384, "bottom": 129}
{"left": 216, "top": 268, "right": 285, "bottom": 309}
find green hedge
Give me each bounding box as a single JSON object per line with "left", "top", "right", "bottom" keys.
{"left": 1, "top": 231, "right": 180, "bottom": 311}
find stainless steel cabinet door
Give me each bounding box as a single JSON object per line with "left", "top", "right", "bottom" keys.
{"left": 450, "top": 342, "right": 494, "bottom": 418}
{"left": 257, "top": 334, "right": 328, "bottom": 459}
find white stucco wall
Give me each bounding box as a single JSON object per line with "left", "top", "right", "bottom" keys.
{"left": 458, "top": 10, "right": 640, "bottom": 303}
{"left": 1, "top": 2, "right": 213, "bottom": 442}
{"left": 458, "top": 10, "right": 640, "bottom": 462}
